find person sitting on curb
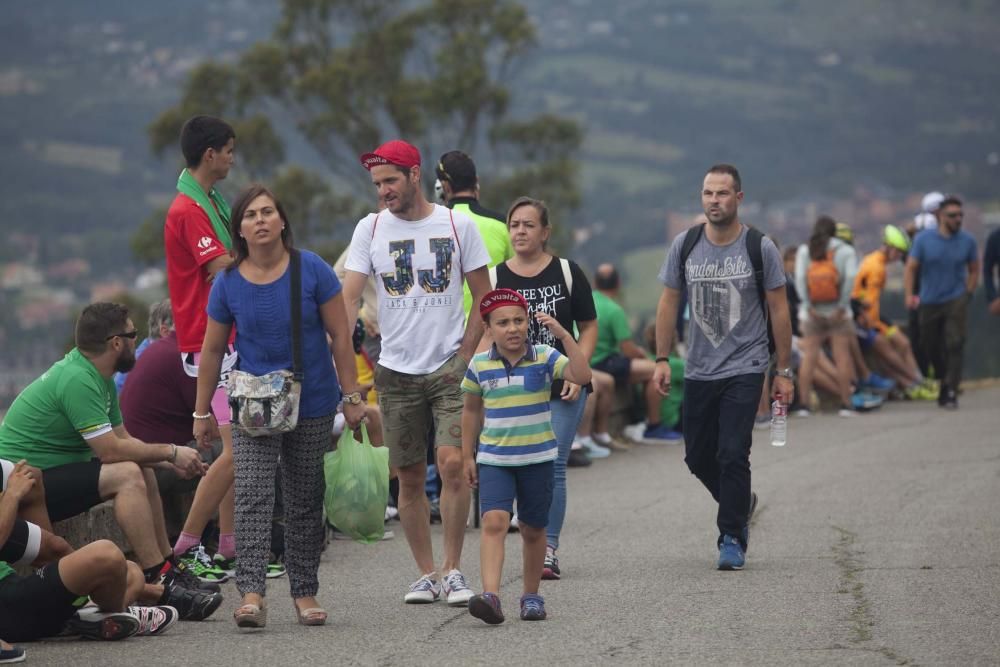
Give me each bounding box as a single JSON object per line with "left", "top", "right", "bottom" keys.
{"left": 591, "top": 264, "right": 678, "bottom": 443}
{"left": 0, "top": 303, "right": 225, "bottom": 610}
{"left": 0, "top": 459, "right": 209, "bottom": 644}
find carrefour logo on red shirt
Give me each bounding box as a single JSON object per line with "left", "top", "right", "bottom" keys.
{"left": 197, "top": 236, "right": 219, "bottom": 256}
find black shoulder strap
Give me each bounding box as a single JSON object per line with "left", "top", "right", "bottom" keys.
{"left": 290, "top": 250, "right": 303, "bottom": 380}
{"left": 745, "top": 227, "right": 775, "bottom": 354}
{"left": 745, "top": 226, "right": 766, "bottom": 306}
{"left": 678, "top": 223, "right": 706, "bottom": 287}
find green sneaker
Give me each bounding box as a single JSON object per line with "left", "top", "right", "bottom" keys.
{"left": 177, "top": 545, "right": 229, "bottom": 584}
{"left": 212, "top": 553, "right": 236, "bottom": 579}
{"left": 266, "top": 557, "right": 286, "bottom": 579}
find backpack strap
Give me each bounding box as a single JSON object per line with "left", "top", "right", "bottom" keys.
{"left": 559, "top": 257, "right": 573, "bottom": 297}
{"left": 678, "top": 223, "right": 706, "bottom": 288}
{"left": 368, "top": 212, "right": 382, "bottom": 276}
{"left": 745, "top": 226, "right": 776, "bottom": 354}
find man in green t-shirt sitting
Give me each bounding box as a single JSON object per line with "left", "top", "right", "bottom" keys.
{"left": 591, "top": 264, "right": 683, "bottom": 444}
{"left": 0, "top": 303, "right": 222, "bottom": 607}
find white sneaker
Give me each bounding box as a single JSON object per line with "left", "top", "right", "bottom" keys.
{"left": 404, "top": 574, "right": 441, "bottom": 604}
{"left": 441, "top": 569, "right": 474, "bottom": 606}
{"left": 579, "top": 436, "right": 611, "bottom": 459}
{"left": 623, "top": 422, "right": 646, "bottom": 442}
{"left": 127, "top": 605, "right": 178, "bottom": 636}
{"left": 838, "top": 408, "right": 858, "bottom": 418}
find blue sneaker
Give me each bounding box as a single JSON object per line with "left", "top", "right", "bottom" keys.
{"left": 717, "top": 535, "right": 745, "bottom": 571}
{"left": 861, "top": 372, "right": 895, "bottom": 393}
{"left": 851, "top": 391, "right": 883, "bottom": 411}
{"left": 641, "top": 423, "right": 684, "bottom": 445}
{"left": 519, "top": 593, "right": 547, "bottom": 621}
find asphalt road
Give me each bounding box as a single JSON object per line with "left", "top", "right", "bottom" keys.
{"left": 24, "top": 385, "right": 1000, "bottom": 666}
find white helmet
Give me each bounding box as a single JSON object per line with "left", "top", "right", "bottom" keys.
{"left": 433, "top": 179, "right": 445, "bottom": 203}
{"left": 921, "top": 191, "right": 945, "bottom": 213}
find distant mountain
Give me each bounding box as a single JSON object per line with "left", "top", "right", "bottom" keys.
{"left": 2, "top": 0, "right": 998, "bottom": 268}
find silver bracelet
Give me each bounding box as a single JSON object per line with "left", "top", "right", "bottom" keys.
{"left": 192, "top": 411, "right": 213, "bottom": 420}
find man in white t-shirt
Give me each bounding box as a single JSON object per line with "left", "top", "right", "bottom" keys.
{"left": 343, "top": 140, "right": 491, "bottom": 606}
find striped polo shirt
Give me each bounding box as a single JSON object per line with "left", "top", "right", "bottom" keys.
{"left": 461, "top": 343, "right": 568, "bottom": 466}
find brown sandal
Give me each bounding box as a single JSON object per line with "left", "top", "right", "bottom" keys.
{"left": 234, "top": 602, "right": 267, "bottom": 628}
{"left": 295, "top": 606, "right": 327, "bottom": 626}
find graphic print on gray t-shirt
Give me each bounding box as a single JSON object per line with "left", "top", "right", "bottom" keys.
{"left": 686, "top": 253, "right": 753, "bottom": 348}
{"left": 659, "top": 226, "right": 785, "bottom": 381}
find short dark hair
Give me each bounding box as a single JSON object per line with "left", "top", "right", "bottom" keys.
{"left": 705, "top": 164, "right": 742, "bottom": 192}
{"left": 436, "top": 151, "right": 477, "bottom": 192}
{"left": 180, "top": 115, "right": 235, "bottom": 168}
{"left": 76, "top": 302, "right": 130, "bottom": 355}
{"left": 228, "top": 184, "right": 295, "bottom": 268}
{"left": 594, "top": 265, "right": 620, "bottom": 291}
{"left": 938, "top": 195, "right": 962, "bottom": 210}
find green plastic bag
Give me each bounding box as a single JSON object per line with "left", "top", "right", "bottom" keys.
{"left": 323, "top": 424, "right": 389, "bottom": 544}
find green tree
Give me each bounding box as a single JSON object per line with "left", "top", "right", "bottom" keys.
{"left": 142, "top": 0, "right": 581, "bottom": 264}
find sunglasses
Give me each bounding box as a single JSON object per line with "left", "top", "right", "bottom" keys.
{"left": 105, "top": 330, "right": 139, "bottom": 341}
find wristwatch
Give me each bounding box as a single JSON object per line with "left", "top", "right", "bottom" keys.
{"left": 775, "top": 368, "right": 795, "bottom": 379}
{"left": 342, "top": 391, "right": 364, "bottom": 406}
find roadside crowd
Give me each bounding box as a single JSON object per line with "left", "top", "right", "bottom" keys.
{"left": 0, "top": 114, "right": 997, "bottom": 662}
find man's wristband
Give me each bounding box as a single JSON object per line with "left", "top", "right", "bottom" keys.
{"left": 655, "top": 356, "right": 670, "bottom": 364}
{"left": 192, "top": 411, "right": 213, "bottom": 420}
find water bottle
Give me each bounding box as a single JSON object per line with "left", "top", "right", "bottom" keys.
{"left": 770, "top": 398, "right": 787, "bottom": 447}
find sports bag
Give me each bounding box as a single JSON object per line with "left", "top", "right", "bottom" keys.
{"left": 806, "top": 250, "right": 840, "bottom": 304}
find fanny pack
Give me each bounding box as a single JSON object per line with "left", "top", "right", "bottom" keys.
{"left": 228, "top": 250, "right": 303, "bottom": 436}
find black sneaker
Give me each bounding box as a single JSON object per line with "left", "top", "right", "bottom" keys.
{"left": 162, "top": 582, "right": 224, "bottom": 621}
{"left": 62, "top": 611, "right": 140, "bottom": 640}
{"left": 567, "top": 448, "right": 592, "bottom": 468}
{"left": 161, "top": 560, "right": 221, "bottom": 593}
{"left": 939, "top": 387, "right": 958, "bottom": 409}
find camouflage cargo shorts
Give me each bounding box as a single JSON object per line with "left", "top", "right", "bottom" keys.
{"left": 374, "top": 353, "right": 467, "bottom": 469}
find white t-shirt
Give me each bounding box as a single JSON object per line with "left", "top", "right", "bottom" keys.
{"left": 345, "top": 204, "right": 490, "bottom": 374}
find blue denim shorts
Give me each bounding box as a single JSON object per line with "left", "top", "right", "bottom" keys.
{"left": 478, "top": 461, "right": 554, "bottom": 528}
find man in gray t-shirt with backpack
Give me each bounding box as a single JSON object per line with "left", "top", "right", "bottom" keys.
{"left": 652, "top": 164, "right": 795, "bottom": 571}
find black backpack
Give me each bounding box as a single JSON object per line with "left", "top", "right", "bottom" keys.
{"left": 678, "top": 223, "right": 776, "bottom": 354}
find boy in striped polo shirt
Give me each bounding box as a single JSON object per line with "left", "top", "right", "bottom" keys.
{"left": 461, "top": 289, "right": 592, "bottom": 624}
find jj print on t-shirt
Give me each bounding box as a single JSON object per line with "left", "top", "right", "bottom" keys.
{"left": 381, "top": 237, "right": 455, "bottom": 306}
